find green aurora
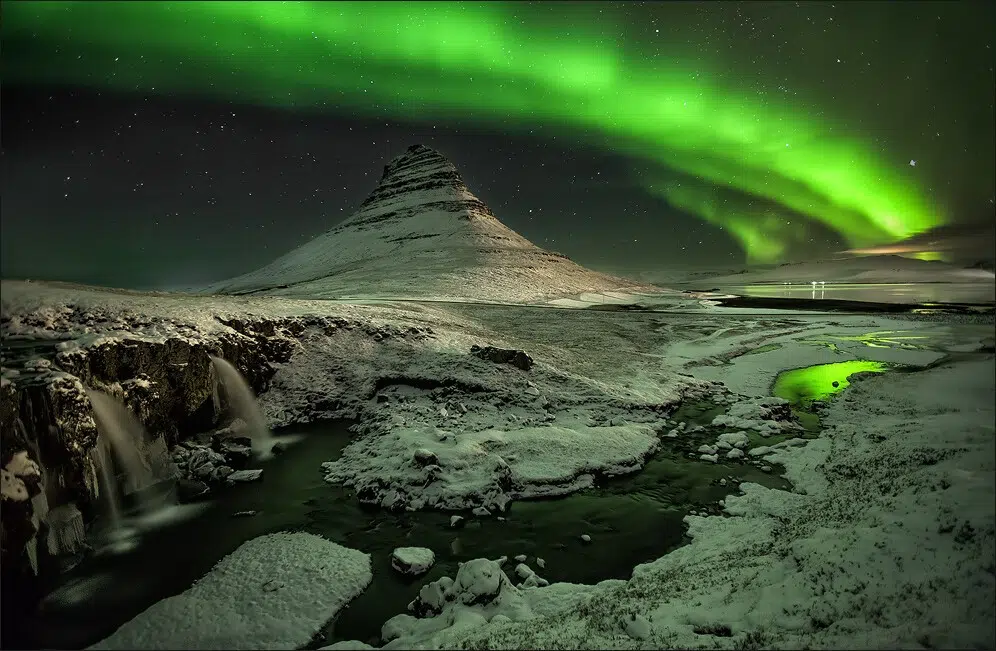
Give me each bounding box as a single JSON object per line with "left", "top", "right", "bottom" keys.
{"left": 1, "top": 1, "right": 948, "bottom": 262}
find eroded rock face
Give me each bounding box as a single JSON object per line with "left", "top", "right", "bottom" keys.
{"left": 0, "top": 317, "right": 304, "bottom": 617}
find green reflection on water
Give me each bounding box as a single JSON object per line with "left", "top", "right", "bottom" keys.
{"left": 772, "top": 360, "right": 888, "bottom": 405}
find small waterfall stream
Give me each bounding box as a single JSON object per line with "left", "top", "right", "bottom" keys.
{"left": 209, "top": 356, "right": 275, "bottom": 459}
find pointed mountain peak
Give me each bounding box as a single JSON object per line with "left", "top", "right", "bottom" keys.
{"left": 208, "top": 144, "right": 653, "bottom": 302}
{"left": 379, "top": 143, "right": 463, "bottom": 185}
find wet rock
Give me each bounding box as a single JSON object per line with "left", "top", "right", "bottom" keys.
{"left": 470, "top": 345, "right": 533, "bottom": 371}
{"left": 192, "top": 462, "right": 216, "bottom": 480}
{"left": 176, "top": 479, "right": 211, "bottom": 503}
{"left": 449, "top": 515, "right": 465, "bottom": 528}
{"left": 514, "top": 554, "right": 528, "bottom": 562}
{"left": 231, "top": 510, "right": 258, "bottom": 518}
{"left": 535, "top": 557, "right": 546, "bottom": 569}
{"left": 391, "top": 546, "right": 435, "bottom": 577}
{"left": 700, "top": 453, "right": 720, "bottom": 463}
{"left": 726, "top": 448, "right": 745, "bottom": 460}
{"left": 227, "top": 469, "right": 263, "bottom": 483}
{"left": 580, "top": 533, "right": 592, "bottom": 543}
{"left": 217, "top": 441, "right": 253, "bottom": 468}
{"left": 472, "top": 506, "right": 491, "bottom": 517}
{"left": 213, "top": 465, "right": 235, "bottom": 480}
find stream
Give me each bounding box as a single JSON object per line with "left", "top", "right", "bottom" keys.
{"left": 17, "top": 403, "right": 789, "bottom": 650}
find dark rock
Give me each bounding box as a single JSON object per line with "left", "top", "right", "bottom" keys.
{"left": 176, "top": 479, "right": 211, "bottom": 503}
{"left": 227, "top": 469, "right": 263, "bottom": 483}
{"left": 470, "top": 345, "right": 533, "bottom": 371}
{"left": 219, "top": 443, "right": 252, "bottom": 469}
{"left": 213, "top": 465, "right": 234, "bottom": 480}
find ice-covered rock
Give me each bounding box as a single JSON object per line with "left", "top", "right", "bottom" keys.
{"left": 90, "top": 532, "right": 371, "bottom": 650}
{"left": 450, "top": 557, "right": 514, "bottom": 606}
{"left": 514, "top": 563, "right": 534, "bottom": 580}
{"left": 391, "top": 546, "right": 436, "bottom": 577}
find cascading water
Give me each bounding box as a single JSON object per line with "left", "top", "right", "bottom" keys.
{"left": 85, "top": 389, "right": 178, "bottom": 553}
{"left": 209, "top": 356, "right": 275, "bottom": 459}
{"left": 94, "top": 440, "right": 121, "bottom": 528}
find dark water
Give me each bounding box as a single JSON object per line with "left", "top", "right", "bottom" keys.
{"left": 18, "top": 412, "right": 788, "bottom": 650}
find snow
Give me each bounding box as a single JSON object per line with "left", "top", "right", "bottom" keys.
{"left": 391, "top": 547, "right": 436, "bottom": 576}
{"left": 4, "top": 276, "right": 994, "bottom": 649}
{"left": 321, "top": 423, "right": 661, "bottom": 511}
{"left": 202, "top": 146, "right": 656, "bottom": 304}
{"left": 382, "top": 354, "right": 994, "bottom": 650}
{"left": 89, "top": 532, "right": 372, "bottom": 650}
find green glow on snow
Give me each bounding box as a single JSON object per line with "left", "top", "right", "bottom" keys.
{"left": 771, "top": 360, "right": 888, "bottom": 405}
{"left": 0, "top": 1, "right": 948, "bottom": 260}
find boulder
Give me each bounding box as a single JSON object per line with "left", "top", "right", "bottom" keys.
{"left": 391, "top": 546, "right": 435, "bottom": 577}
{"left": 176, "top": 478, "right": 211, "bottom": 503}
{"left": 227, "top": 469, "right": 263, "bottom": 483}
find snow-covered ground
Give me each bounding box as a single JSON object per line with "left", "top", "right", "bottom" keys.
{"left": 354, "top": 355, "right": 995, "bottom": 650}
{"left": 89, "top": 532, "right": 372, "bottom": 650}
{"left": 3, "top": 280, "right": 993, "bottom": 649}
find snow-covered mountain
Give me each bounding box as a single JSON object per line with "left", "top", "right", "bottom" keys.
{"left": 204, "top": 144, "right": 654, "bottom": 303}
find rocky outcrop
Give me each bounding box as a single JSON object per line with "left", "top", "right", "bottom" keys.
{"left": 0, "top": 318, "right": 309, "bottom": 622}
{"left": 470, "top": 345, "right": 534, "bottom": 371}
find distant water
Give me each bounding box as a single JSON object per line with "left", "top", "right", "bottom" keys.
{"left": 715, "top": 282, "right": 994, "bottom": 305}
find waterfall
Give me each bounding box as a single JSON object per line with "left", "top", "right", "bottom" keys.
{"left": 209, "top": 356, "right": 275, "bottom": 459}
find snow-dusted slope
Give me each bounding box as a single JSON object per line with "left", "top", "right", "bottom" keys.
{"left": 205, "top": 145, "right": 655, "bottom": 303}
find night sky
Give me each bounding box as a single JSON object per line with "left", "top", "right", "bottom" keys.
{"left": 2, "top": 1, "right": 993, "bottom": 290}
